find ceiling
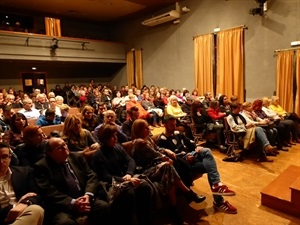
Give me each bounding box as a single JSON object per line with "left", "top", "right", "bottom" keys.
{"left": 0, "top": 0, "right": 180, "bottom": 23}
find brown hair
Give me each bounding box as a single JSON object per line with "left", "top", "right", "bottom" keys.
{"left": 131, "top": 119, "right": 148, "bottom": 140}
{"left": 252, "top": 99, "right": 263, "bottom": 111}
{"left": 97, "top": 124, "right": 118, "bottom": 144}
{"left": 23, "top": 125, "right": 41, "bottom": 143}
{"left": 62, "top": 114, "right": 85, "bottom": 145}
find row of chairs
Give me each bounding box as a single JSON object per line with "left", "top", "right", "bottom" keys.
{"left": 189, "top": 116, "right": 242, "bottom": 162}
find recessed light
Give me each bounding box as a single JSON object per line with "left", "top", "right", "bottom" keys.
{"left": 32, "top": 67, "right": 37, "bottom": 70}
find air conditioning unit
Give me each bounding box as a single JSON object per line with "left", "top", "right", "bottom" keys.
{"left": 141, "top": 10, "right": 180, "bottom": 27}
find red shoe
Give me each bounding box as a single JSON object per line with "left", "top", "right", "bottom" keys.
{"left": 213, "top": 201, "right": 237, "bottom": 214}
{"left": 211, "top": 184, "right": 236, "bottom": 196}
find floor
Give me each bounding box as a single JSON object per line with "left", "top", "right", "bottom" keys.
{"left": 152, "top": 127, "right": 300, "bottom": 225}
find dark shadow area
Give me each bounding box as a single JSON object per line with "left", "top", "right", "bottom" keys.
{"left": 261, "top": 16, "right": 286, "bottom": 35}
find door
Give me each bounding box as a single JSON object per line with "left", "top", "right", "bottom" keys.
{"left": 21, "top": 72, "right": 47, "bottom": 94}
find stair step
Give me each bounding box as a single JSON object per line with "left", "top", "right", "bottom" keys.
{"left": 261, "top": 165, "right": 300, "bottom": 217}
{"left": 290, "top": 176, "right": 300, "bottom": 208}
{"left": 261, "top": 165, "right": 300, "bottom": 201}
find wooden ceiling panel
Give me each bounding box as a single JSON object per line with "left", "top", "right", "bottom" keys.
{"left": 0, "top": 0, "right": 179, "bottom": 22}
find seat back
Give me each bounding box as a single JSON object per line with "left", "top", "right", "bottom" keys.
{"left": 41, "top": 124, "right": 64, "bottom": 137}
{"left": 223, "top": 117, "right": 244, "bottom": 156}
{"left": 28, "top": 118, "right": 38, "bottom": 125}
{"left": 69, "top": 107, "right": 80, "bottom": 115}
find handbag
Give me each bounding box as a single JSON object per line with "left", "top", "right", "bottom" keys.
{"left": 99, "top": 177, "right": 138, "bottom": 203}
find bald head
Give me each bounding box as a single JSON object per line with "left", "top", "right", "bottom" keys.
{"left": 45, "top": 137, "right": 69, "bottom": 164}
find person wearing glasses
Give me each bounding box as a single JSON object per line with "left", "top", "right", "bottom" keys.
{"left": 47, "top": 97, "right": 62, "bottom": 117}
{"left": 93, "top": 110, "right": 129, "bottom": 144}
{"left": 0, "top": 143, "right": 44, "bottom": 225}
{"left": 33, "top": 137, "right": 110, "bottom": 225}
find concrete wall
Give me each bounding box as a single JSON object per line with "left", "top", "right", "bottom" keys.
{"left": 111, "top": 0, "right": 300, "bottom": 100}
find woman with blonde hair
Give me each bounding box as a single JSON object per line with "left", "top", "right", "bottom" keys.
{"left": 62, "top": 114, "right": 99, "bottom": 160}
{"left": 131, "top": 119, "right": 205, "bottom": 223}
{"left": 262, "top": 97, "right": 299, "bottom": 144}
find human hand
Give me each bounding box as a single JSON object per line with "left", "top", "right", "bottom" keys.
{"left": 130, "top": 177, "right": 141, "bottom": 187}
{"left": 246, "top": 122, "right": 254, "bottom": 128}
{"left": 164, "top": 149, "right": 176, "bottom": 159}
{"left": 74, "top": 196, "right": 91, "bottom": 213}
{"left": 195, "top": 146, "right": 203, "bottom": 153}
{"left": 186, "top": 154, "right": 195, "bottom": 164}
{"left": 122, "top": 174, "right": 132, "bottom": 181}
{"left": 18, "top": 192, "right": 37, "bottom": 204}
{"left": 90, "top": 143, "right": 100, "bottom": 150}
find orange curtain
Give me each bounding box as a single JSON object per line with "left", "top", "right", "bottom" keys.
{"left": 126, "top": 51, "right": 134, "bottom": 87}
{"left": 194, "top": 34, "right": 213, "bottom": 96}
{"left": 134, "top": 49, "right": 143, "bottom": 89}
{"left": 45, "top": 17, "right": 61, "bottom": 37}
{"left": 295, "top": 50, "right": 300, "bottom": 115}
{"left": 217, "top": 27, "right": 244, "bottom": 102}
{"left": 276, "top": 50, "right": 294, "bottom": 112}
{"left": 126, "top": 49, "right": 143, "bottom": 89}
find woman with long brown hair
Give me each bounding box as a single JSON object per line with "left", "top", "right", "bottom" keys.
{"left": 81, "top": 105, "right": 98, "bottom": 133}
{"left": 62, "top": 114, "right": 99, "bottom": 160}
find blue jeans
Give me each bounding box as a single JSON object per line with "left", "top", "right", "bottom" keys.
{"left": 190, "top": 148, "right": 223, "bottom": 203}
{"left": 255, "top": 126, "right": 270, "bottom": 157}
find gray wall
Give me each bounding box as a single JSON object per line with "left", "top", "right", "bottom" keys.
{"left": 111, "top": 0, "right": 300, "bottom": 100}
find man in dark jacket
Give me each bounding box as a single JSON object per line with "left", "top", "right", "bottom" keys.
{"left": 34, "top": 137, "right": 110, "bottom": 225}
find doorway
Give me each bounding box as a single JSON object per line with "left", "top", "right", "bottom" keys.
{"left": 21, "top": 72, "right": 47, "bottom": 94}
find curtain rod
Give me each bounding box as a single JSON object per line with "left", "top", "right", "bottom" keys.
{"left": 274, "top": 47, "right": 300, "bottom": 53}
{"left": 192, "top": 25, "right": 247, "bottom": 40}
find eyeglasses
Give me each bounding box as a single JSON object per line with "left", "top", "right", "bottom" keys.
{"left": 53, "top": 142, "right": 67, "bottom": 151}
{"left": 0, "top": 154, "right": 11, "bottom": 160}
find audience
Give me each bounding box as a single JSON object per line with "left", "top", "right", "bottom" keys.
{"left": 226, "top": 103, "right": 277, "bottom": 162}
{"left": 1, "top": 82, "right": 299, "bottom": 224}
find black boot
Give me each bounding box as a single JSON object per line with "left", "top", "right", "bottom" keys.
{"left": 185, "top": 190, "right": 206, "bottom": 203}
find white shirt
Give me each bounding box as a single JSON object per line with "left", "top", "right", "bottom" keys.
{"left": 0, "top": 168, "right": 17, "bottom": 208}
{"left": 18, "top": 108, "right": 40, "bottom": 119}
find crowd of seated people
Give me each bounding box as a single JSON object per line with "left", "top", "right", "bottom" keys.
{"left": 0, "top": 82, "right": 300, "bottom": 224}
